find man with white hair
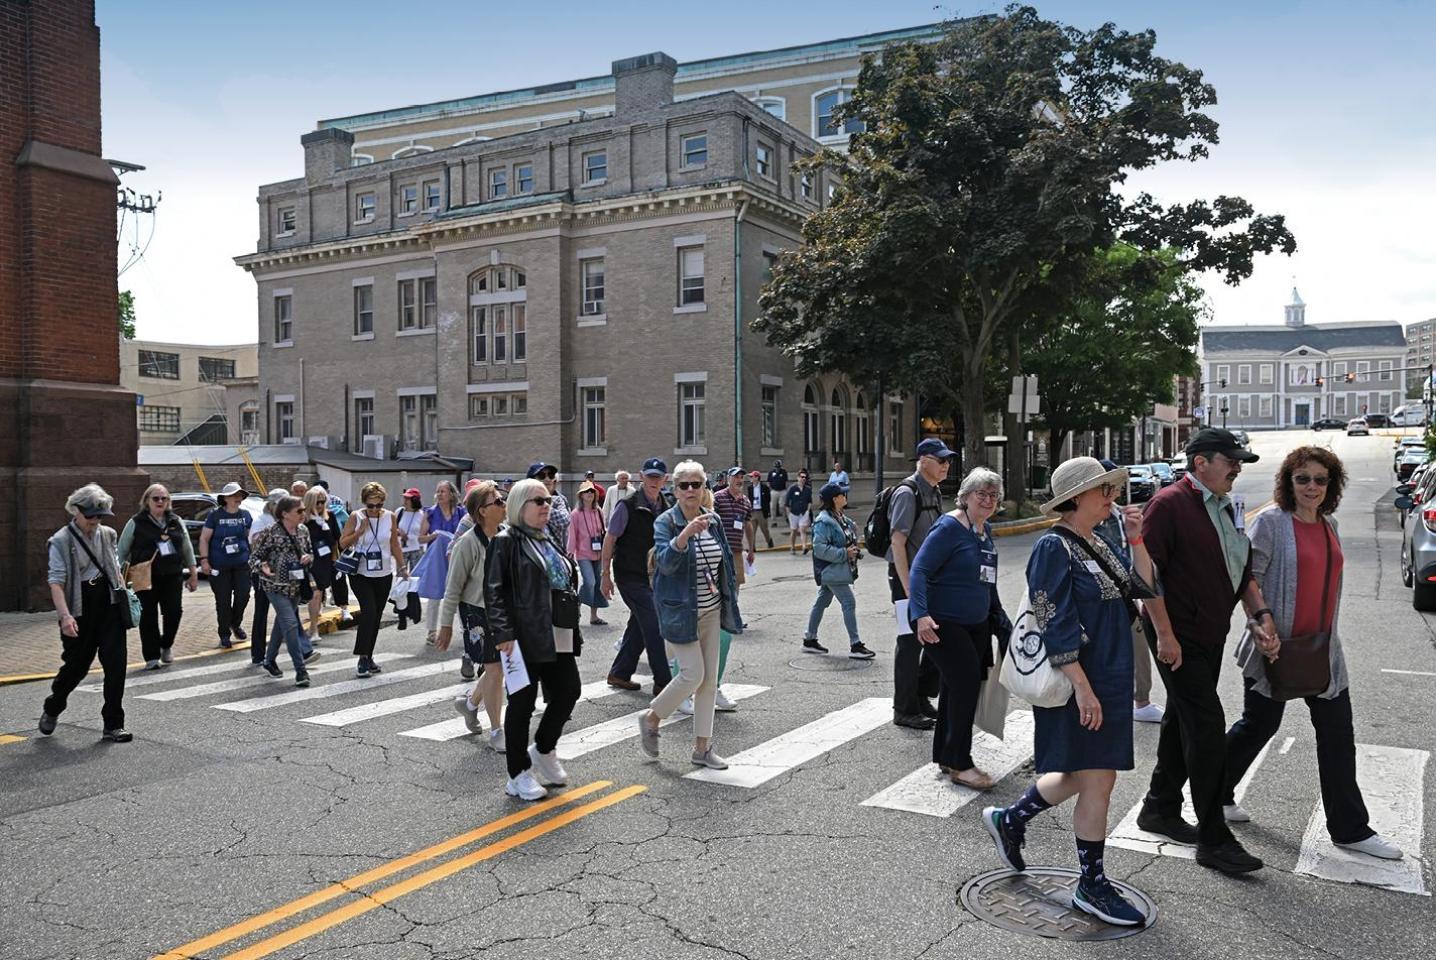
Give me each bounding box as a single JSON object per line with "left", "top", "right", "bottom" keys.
{"left": 290, "top": 480, "right": 308, "bottom": 498}
{"left": 602, "top": 470, "right": 632, "bottom": 525}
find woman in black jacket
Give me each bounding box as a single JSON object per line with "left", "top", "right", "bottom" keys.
{"left": 118, "top": 484, "right": 198, "bottom": 669}
{"left": 486, "top": 478, "right": 583, "bottom": 801}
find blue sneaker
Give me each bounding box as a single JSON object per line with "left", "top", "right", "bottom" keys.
{"left": 981, "top": 806, "right": 1026, "bottom": 872}
{"left": 1071, "top": 878, "right": 1146, "bottom": 926}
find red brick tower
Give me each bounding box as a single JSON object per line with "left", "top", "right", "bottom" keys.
{"left": 0, "top": 0, "right": 148, "bottom": 610}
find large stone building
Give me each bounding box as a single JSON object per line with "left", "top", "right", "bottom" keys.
{"left": 121, "top": 339, "right": 258, "bottom": 445}
{"left": 1406, "top": 318, "right": 1434, "bottom": 393}
{"left": 238, "top": 34, "right": 940, "bottom": 482}
{"left": 1199, "top": 290, "right": 1407, "bottom": 429}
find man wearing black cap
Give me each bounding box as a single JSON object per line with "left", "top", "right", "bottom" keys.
{"left": 527, "top": 462, "right": 571, "bottom": 552}
{"left": 1136, "top": 428, "right": 1279, "bottom": 874}
{"left": 584, "top": 469, "right": 606, "bottom": 507}
{"left": 601, "top": 458, "right": 675, "bottom": 693}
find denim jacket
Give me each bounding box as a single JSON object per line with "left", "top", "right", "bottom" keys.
{"left": 652, "top": 505, "right": 743, "bottom": 642}
{"left": 811, "top": 509, "right": 857, "bottom": 586}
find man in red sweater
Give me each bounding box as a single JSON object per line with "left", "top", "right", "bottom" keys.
{"left": 1138, "top": 428, "right": 1279, "bottom": 875}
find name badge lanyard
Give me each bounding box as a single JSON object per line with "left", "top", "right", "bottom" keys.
{"left": 363, "top": 517, "right": 385, "bottom": 572}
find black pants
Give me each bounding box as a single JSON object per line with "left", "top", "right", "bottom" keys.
{"left": 138, "top": 572, "right": 184, "bottom": 662}
{"left": 924, "top": 620, "right": 988, "bottom": 769}
{"left": 45, "top": 581, "right": 127, "bottom": 729}
{"left": 609, "top": 577, "right": 672, "bottom": 690}
{"left": 210, "top": 565, "right": 251, "bottom": 641}
{"left": 1224, "top": 678, "right": 1374, "bottom": 844}
{"left": 505, "top": 653, "right": 581, "bottom": 778}
{"left": 350, "top": 573, "right": 391, "bottom": 658}
{"left": 330, "top": 572, "right": 349, "bottom": 607}
{"left": 889, "top": 564, "right": 940, "bottom": 714}
{"left": 1143, "top": 630, "right": 1234, "bottom": 846}
{"left": 250, "top": 589, "right": 269, "bottom": 663}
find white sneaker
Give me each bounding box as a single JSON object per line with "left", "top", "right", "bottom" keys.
{"left": 487, "top": 728, "right": 506, "bottom": 753}
{"left": 144, "top": 659, "right": 162, "bottom": 671}
{"left": 714, "top": 689, "right": 738, "bottom": 712}
{"left": 676, "top": 697, "right": 694, "bottom": 716}
{"left": 1336, "top": 833, "right": 1404, "bottom": 860}
{"left": 453, "top": 696, "right": 483, "bottom": 735}
{"left": 528, "top": 743, "right": 569, "bottom": 786}
{"left": 505, "top": 770, "right": 547, "bottom": 801}
{"left": 1223, "top": 803, "right": 1252, "bottom": 823}
{"left": 1133, "top": 702, "right": 1164, "bottom": 723}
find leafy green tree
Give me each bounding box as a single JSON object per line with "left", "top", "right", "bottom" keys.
{"left": 118, "top": 290, "right": 136, "bottom": 340}
{"left": 756, "top": 6, "right": 1295, "bottom": 470}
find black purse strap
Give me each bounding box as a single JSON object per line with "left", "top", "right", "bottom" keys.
{"left": 68, "top": 525, "right": 117, "bottom": 591}
{"left": 1053, "top": 526, "right": 1130, "bottom": 594}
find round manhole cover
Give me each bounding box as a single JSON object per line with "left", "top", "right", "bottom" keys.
{"left": 786, "top": 655, "right": 878, "bottom": 674}
{"left": 959, "top": 868, "right": 1156, "bottom": 940}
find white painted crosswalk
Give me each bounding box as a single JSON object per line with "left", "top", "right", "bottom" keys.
{"left": 861, "top": 711, "right": 1036, "bottom": 818}
{"left": 300, "top": 682, "right": 471, "bottom": 727}
{"left": 77, "top": 657, "right": 272, "bottom": 693}
{"left": 685, "top": 697, "right": 891, "bottom": 788}
{"left": 397, "top": 676, "right": 651, "bottom": 742}
{"left": 137, "top": 654, "right": 411, "bottom": 703}
{"left": 214, "top": 660, "right": 452, "bottom": 713}
{"left": 556, "top": 684, "right": 769, "bottom": 760}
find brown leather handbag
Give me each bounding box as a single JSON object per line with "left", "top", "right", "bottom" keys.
{"left": 124, "top": 549, "right": 160, "bottom": 593}
{"left": 1265, "top": 523, "right": 1333, "bottom": 701}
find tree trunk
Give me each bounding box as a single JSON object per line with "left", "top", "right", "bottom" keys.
{"left": 960, "top": 349, "right": 988, "bottom": 470}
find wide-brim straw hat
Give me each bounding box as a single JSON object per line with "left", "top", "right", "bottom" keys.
{"left": 1040, "top": 457, "right": 1129, "bottom": 517}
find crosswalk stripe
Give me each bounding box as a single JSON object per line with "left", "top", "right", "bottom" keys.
{"left": 684, "top": 697, "right": 890, "bottom": 788}
{"left": 137, "top": 654, "right": 411, "bottom": 702}
{"left": 213, "top": 660, "right": 450, "bottom": 713}
{"left": 1109, "top": 737, "right": 1275, "bottom": 859}
{"left": 300, "top": 683, "right": 471, "bottom": 727}
{"left": 555, "top": 684, "right": 770, "bottom": 761}
{"left": 397, "top": 676, "right": 651, "bottom": 742}
{"left": 860, "top": 711, "right": 1035, "bottom": 818}
{"left": 1295, "top": 743, "right": 1429, "bottom": 896}
{"left": 77, "top": 656, "right": 274, "bottom": 693}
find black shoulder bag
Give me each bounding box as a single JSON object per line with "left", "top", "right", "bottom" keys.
{"left": 1052, "top": 525, "right": 1156, "bottom": 624}
{"left": 1264, "top": 524, "right": 1333, "bottom": 701}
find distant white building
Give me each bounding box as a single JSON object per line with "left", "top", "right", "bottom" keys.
{"left": 1199, "top": 290, "right": 1406, "bottom": 429}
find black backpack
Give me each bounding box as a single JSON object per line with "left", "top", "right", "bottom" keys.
{"left": 863, "top": 478, "right": 926, "bottom": 558}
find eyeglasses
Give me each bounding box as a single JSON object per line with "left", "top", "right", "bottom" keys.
{"left": 970, "top": 490, "right": 999, "bottom": 502}
{"left": 527, "top": 496, "right": 554, "bottom": 507}
{"left": 676, "top": 480, "right": 705, "bottom": 491}
{"left": 1098, "top": 483, "right": 1119, "bottom": 498}
{"left": 1293, "top": 474, "right": 1330, "bottom": 487}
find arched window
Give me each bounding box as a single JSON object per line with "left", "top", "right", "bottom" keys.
{"left": 468, "top": 264, "right": 529, "bottom": 367}
{"left": 351, "top": 153, "right": 374, "bottom": 166}
{"left": 752, "top": 96, "right": 786, "bottom": 121}
{"left": 813, "top": 86, "right": 863, "bottom": 140}
{"left": 802, "top": 383, "right": 821, "bottom": 456}
{"left": 392, "top": 144, "right": 434, "bottom": 160}
{"left": 830, "top": 386, "right": 849, "bottom": 455}
{"left": 854, "top": 392, "right": 871, "bottom": 464}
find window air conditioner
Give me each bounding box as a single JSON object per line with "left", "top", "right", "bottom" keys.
{"left": 307, "top": 435, "right": 330, "bottom": 449}
{"left": 361, "top": 434, "right": 388, "bottom": 459}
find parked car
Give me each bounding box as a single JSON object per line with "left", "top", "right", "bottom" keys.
{"left": 1395, "top": 436, "right": 1427, "bottom": 463}
{"left": 1396, "top": 471, "right": 1436, "bottom": 611}
{"left": 1147, "top": 462, "right": 1176, "bottom": 487}
{"left": 1397, "top": 448, "right": 1431, "bottom": 482}
{"left": 1311, "top": 417, "right": 1348, "bottom": 431}
{"left": 1167, "top": 457, "right": 1187, "bottom": 481}
{"left": 167, "top": 492, "right": 218, "bottom": 556}
{"left": 1364, "top": 413, "right": 1393, "bottom": 429}
{"left": 1347, "top": 418, "right": 1370, "bottom": 436}
{"left": 1124, "top": 465, "right": 1158, "bottom": 503}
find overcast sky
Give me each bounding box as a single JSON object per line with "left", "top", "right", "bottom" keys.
{"left": 99, "top": 0, "right": 1435, "bottom": 344}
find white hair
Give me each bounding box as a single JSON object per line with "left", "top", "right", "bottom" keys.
{"left": 957, "top": 467, "right": 1004, "bottom": 509}
{"left": 65, "top": 483, "right": 113, "bottom": 518}
{"left": 672, "top": 460, "right": 707, "bottom": 483}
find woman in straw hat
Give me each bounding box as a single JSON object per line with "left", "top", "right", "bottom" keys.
{"left": 980, "top": 456, "right": 1156, "bottom": 927}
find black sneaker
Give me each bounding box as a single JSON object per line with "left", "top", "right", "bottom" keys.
{"left": 356, "top": 659, "right": 371, "bottom": 678}
{"left": 1196, "top": 839, "right": 1263, "bottom": 874}
{"left": 294, "top": 671, "right": 310, "bottom": 688}
{"left": 218, "top": 637, "right": 233, "bottom": 649}
{"left": 849, "top": 643, "right": 876, "bottom": 660}
{"left": 893, "top": 712, "right": 936, "bottom": 731}
{"left": 262, "top": 661, "right": 283, "bottom": 679}
{"left": 101, "top": 728, "right": 134, "bottom": 743}
{"left": 366, "top": 657, "right": 382, "bottom": 674}
{"left": 980, "top": 806, "right": 1026, "bottom": 872}
{"left": 460, "top": 656, "right": 475, "bottom": 680}
{"left": 232, "top": 626, "right": 248, "bottom": 641}
{"left": 802, "top": 637, "right": 829, "bottom": 654}
{"left": 919, "top": 700, "right": 940, "bottom": 719}
{"left": 1136, "top": 807, "right": 1200, "bottom": 845}
{"left": 303, "top": 649, "right": 321, "bottom": 664}
{"left": 38, "top": 712, "right": 57, "bottom": 736}
{"left": 1072, "top": 877, "right": 1146, "bottom": 926}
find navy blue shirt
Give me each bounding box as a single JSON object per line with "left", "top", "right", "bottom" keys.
{"left": 203, "top": 508, "right": 252, "bottom": 569}
{"left": 908, "top": 513, "right": 997, "bottom": 625}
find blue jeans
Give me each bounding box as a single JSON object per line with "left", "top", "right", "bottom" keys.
{"left": 265, "top": 591, "right": 306, "bottom": 671}
{"left": 806, "top": 582, "right": 860, "bottom": 646}
{"left": 577, "top": 558, "right": 608, "bottom": 610}
{"left": 609, "top": 577, "right": 672, "bottom": 689}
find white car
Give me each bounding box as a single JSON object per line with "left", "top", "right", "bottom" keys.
{"left": 1347, "top": 418, "right": 1369, "bottom": 436}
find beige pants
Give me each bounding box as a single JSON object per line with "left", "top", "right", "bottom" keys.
{"left": 651, "top": 605, "right": 722, "bottom": 738}
{"left": 1132, "top": 616, "right": 1152, "bottom": 703}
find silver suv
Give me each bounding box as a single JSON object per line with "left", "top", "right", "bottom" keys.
{"left": 1396, "top": 470, "right": 1436, "bottom": 611}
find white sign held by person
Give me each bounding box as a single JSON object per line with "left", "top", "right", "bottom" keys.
{"left": 500, "top": 642, "right": 532, "bottom": 695}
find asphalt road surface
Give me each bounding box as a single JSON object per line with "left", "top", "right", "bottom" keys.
{"left": 1, "top": 429, "right": 1430, "bottom": 960}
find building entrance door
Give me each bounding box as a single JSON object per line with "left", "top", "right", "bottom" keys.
{"left": 1294, "top": 402, "right": 1310, "bottom": 427}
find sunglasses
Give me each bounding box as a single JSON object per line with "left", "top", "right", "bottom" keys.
{"left": 485, "top": 496, "right": 506, "bottom": 509}
{"left": 1293, "top": 474, "right": 1330, "bottom": 487}
{"left": 150, "top": 495, "right": 169, "bottom": 502}
{"left": 364, "top": 501, "right": 384, "bottom": 509}
{"left": 527, "top": 496, "right": 554, "bottom": 507}
{"left": 676, "top": 480, "right": 705, "bottom": 491}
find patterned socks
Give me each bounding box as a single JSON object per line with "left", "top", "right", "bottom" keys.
{"left": 1076, "top": 837, "right": 1107, "bottom": 886}
{"left": 1002, "top": 784, "right": 1053, "bottom": 837}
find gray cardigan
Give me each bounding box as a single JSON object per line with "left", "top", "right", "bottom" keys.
{"left": 1235, "top": 509, "right": 1347, "bottom": 699}
{"left": 47, "top": 523, "right": 125, "bottom": 619}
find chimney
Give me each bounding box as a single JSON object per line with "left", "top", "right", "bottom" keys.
{"left": 301, "top": 127, "right": 355, "bottom": 183}
{"left": 612, "top": 53, "right": 677, "bottom": 117}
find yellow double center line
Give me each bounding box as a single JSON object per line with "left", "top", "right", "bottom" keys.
{"left": 156, "top": 780, "right": 645, "bottom": 960}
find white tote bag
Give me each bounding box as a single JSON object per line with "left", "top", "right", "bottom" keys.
{"left": 999, "top": 589, "right": 1075, "bottom": 708}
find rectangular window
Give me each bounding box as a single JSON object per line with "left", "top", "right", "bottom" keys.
{"left": 1237, "top": 364, "right": 1252, "bottom": 385}
{"left": 355, "top": 397, "right": 374, "bottom": 438}
{"left": 679, "top": 382, "right": 705, "bottom": 447}
{"left": 512, "top": 393, "right": 527, "bottom": 414}
{"left": 1334, "top": 394, "right": 1347, "bottom": 417}
{"left": 138, "top": 349, "right": 180, "bottom": 379}
{"left": 493, "top": 304, "right": 508, "bottom": 362}
{"left": 1379, "top": 360, "right": 1394, "bottom": 382}
{"left": 762, "top": 251, "right": 777, "bottom": 283}
{"left": 1216, "top": 364, "right": 1230, "bottom": 385}
{"left": 1332, "top": 361, "right": 1348, "bottom": 379}
{"left": 681, "top": 133, "right": 708, "bottom": 168}
{"left": 198, "top": 357, "right": 235, "bottom": 382}
{"left": 278, "top": 207, "right": 296, "bottom": 234}
{"left": 512, "top": 304, "right": 526, "bottom": 362}
{"left": 273, "top": 296, "right": 293, "bottom": 343}
{"left": 889, "top": 401, "right": 903, "bottom": 452}
{"left": 1379, "top": 392, "right": 1393, "bottom": 414}
{"left": 419, "top": 276, "right": 437, "bottom": 329}
{"left": 761, "top": 385, "right": 779, "bottom": 446}
{"left": 470, "top": 305, "right": 487, "bottom": 362}
{"left": 1259, "top": 363, "right": 1274, "bottom": 384}
{"left": 515, "top": 163, "right": 533, "bottom": 194}
{"left": 678, "top": 246, "right": 704, "bottom": 305}
{"left": 421, "top": 394, "right": 437, "bottom": 448}
{"left": 584, "top": 150, "right": 607, "bottom": 183}
{"left": 353, "top": 284, "right": 374, "bottom": 335}
{"left": 1237, "top": 395, "right": 1252, "bottom": 418}
{"left": 581, "top": 258, "right": 605, "bottom": 315}
{"left": 422, "top": 180, "right": 442, "bottom": 211}
{"left": 397, "top": 279, "right": 417, "bottom": 330}
{"left": 490, "top": 168, "right": 507, "bottom": 199}
{"left": 469, "top": 395, "right": 489, "bottom": 419}
{"left": 583, "top": 386, "right": 606, "bottom": 448}
{"left": 400, "top": 395, "right": 418, "bottom": 448}
{"left": 400, "top": 184, "right": 418, "bottom": 214}
{"left": 1357, "top": 361, "right": 1370, "bottom": 379}
{"left": 355, "top": 192, "right": 375, "bottom": 221}
{"left": 756, "top": 143, "right": 772, "bottom": 178}
{"left": 800, "top": 173, "right": 813, "bottom": 199}
{"left": 276, "top": 401, "right": 295, "bottom": 441}
{"left": 138, "top": 404, "right": 181, "bottom": 432}
{"left": 1259, "top": 395, "right": 1273, "bottom": 418}
{"left": 492, "top": 394, "right": 509, "bottom": 417}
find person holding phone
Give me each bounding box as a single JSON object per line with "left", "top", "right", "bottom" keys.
{"left": 338, "top": 482, "right": 407, "bottom": 678}
{"left": 249, "top": 495, "right": 316, "bottom": 686}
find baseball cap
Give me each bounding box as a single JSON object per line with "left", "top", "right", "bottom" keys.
{"left": 726, "top": 466, "right": 745, "bottom": 478}
{"left": 403, "top": 487, "right": 421, "bottom": 499}
{"left": 915, "top": 437, "right": 957, "bottom": 460}
{"left": 464, "top": 477, "right": 483, "bottom": 492}
{"left": 817, "top": 481, "right": 846, "bottom": 503}
{"left": 584, "top": 469, "right": 595, "bottom": 478}
{"left": 641, "top": 458, "right": 667, "bottom": 477}
{"left": 749, "top": 470, "right": 761, "bottom": 479}
{"left": 1185, "top": 428, "right": 1259, "bottom": 463}
{"left": 80, "top": 503, "right": 114, "bottom": 518}
{"left": 526, "top": 461, "right": 556, "bottom": 479}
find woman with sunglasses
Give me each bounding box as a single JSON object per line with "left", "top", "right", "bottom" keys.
{"left": 118, "top": 484, "right": 199, "bottom": 670}
{"left": 249, "top": 495, "right": 316, "bottom": 686}
{"left": 785, "top": 470, "right": 813, "bottom": 555}
{"left": 437, "top": 480, "right": 508, "bottom": 752}
{"left": 338, "top": 482, "right": 408, "bottom": 678}
{"left": 1220, "top": 446, "right": 1401, "bottom": 860}
{"left": 485, "top": 478, "right": 583, "bottom": 800}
